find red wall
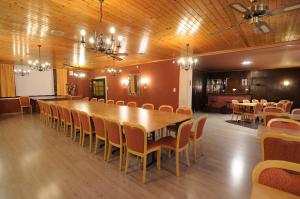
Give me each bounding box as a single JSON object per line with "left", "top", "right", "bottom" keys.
{"left": 89, "top": 60, "right": 180, "bottom": 109}
{"left": 67, "top": 72, "right": 91, "bottom": 97}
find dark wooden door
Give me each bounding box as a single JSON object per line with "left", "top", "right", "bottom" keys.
{"left": 91, "top": 78, "right": 106, "bottom": 99}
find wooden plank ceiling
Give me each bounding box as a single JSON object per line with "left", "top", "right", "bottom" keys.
{"left": 0, "top": 0, "right": 299, "bottom": 69}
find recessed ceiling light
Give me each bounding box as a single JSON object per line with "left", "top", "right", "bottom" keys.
{"left": 241, "top": 60, "right": 253, "bottom": 66}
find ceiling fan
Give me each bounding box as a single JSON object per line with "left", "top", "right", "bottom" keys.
{"left": 211, "top": 0, "right": 300, "bottom": 35}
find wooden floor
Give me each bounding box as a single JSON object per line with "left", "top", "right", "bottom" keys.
{"left": 0, "top": 113, "right": 261, "bottom": 199}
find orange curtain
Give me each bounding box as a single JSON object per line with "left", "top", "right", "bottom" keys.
{"left": 56, "top": 69, "right": 68, "bottom": 96}
{"left": 0, "top": 64, "right": 16, "bottom": 97}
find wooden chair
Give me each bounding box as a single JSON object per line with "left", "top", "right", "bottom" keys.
{"left": 98, "top": 98, "right": 105, "bottom": 103}
{"left": 19, "top": 96, "right": 32, "bottom": 113}
{"left": 50, "top": 104, "right": 60, "bottom": 130}
{"left": 141, "top": 103, "right": 154, "bottom": 110}
{"left": 292, "top": 109, "right": 300, "bottom": 115}
{"left": 251, "top": 160, "right": 300, "bottom": 197}
{"left": 62, "top": 107, "right": 73, "bottom": 137}
{"left": 37, "top": 100, "right": 44, "bottom": 122}
{"left": 44, "top": 103, "right": 53, "bottom": 126}
{"left": 243, "top": 103, "right": 264, "bottom": 124}
{"left": 276, "top": 102, "right": 286, "bottom": 110}
{"left": 57, "top": 105, "right": 65, "bottom": 131}
{"left": 158, "top": 105, "right": 173, "bottom": 112}
{"left": 92, "top": 114, "right": 107, "bottom": 160}
{"left": 123, "top": 122, "right": 161, "bottom": 183}
{"left": 104, "top": 118, "right": 126, "bottom": 171}
{"left": 158, "top": 120, "right": 193, "bottom": 176}
{"left": 176, "top": 107, "right": 193, "bottom": 116}
{"left": 279, "top": 100, "right": 290, "bottom": 104}
{"left": 106, "top": 99, "right": 114, "bottom": 104}
{"left": 90, "top": 98, "right": 98, "bottom": 102}
{"left": 252, "top": 99, "right": 259, "bottom": 103}
{"left": 263, "top": 113, "right": 289, "bottom": 126}
{"left": 284, "top": 101, "right": 293, "bottom": 113}
{"left": 231, "top": 100, "right": 243, "bottom": 121}
{"left": 267, "top": 118, "right": 300, "bottom": 131}
{"left": 116, "top": 100, "right": 125, "bottom": 106}
{"left": 82, "top": 97, "right": 89, "bottom": 101}
{"left": 261, "top": 133, "right": 300, "bottom": 163}
{"left": 263, "top": 106, "right": 285, "bottom": 113}
{"left": 243, "top": 99, "right": 250, "bottom": 103}
{"left": 190, "top": 115, "right": 207, "bottom": 162}
{"left": 71, "top": 109, "right": 81, "bottom": 142}
{"left": 127, "top": 101, "right": 137, "bottom": 108}
{"left": 78, "top": 111, "right": 94, "bottom": 152}
{"left": 260, "top": 99, "right": 267, "bottom": 104}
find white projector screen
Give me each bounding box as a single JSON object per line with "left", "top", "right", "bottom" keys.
{"left": 15, "top": 68, "right": 55, "bottom": 96}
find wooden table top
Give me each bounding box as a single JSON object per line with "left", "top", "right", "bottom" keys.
{"left": 250, "top": 184, "right": 300, "bottom": 199}
{"left": 47, "top": 100, "right": 192, "bottom": 133}
{"left": 31, "top": 96, "right": 68, "bottom": 100}
{"left": 257, "top": 125, "right": 300, "bottom": 138}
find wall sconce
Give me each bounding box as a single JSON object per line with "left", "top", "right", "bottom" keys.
{"left": 121, "top": 78, "right": 129, "bottom": 88}
{"left": 232, "top": 88, "right": 237, "bottom": 93}
{"left": 141, "top": 77, "right": 150, "bottom": 88}
{"left": 283, "top": 80, "right": 290, "bottom": 87}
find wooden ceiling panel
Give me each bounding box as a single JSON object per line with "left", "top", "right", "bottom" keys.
{"left": 0, "top": 0, "right": 299, "bottom": 69}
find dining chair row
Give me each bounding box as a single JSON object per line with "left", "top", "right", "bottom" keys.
{"left": 36, "top": 100, "right": 207, "bottom": 183}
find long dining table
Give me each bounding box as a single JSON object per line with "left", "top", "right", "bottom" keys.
{"left": 47, "top": 100, "right": 192, "bottom": 134}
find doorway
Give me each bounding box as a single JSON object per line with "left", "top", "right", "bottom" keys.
{"left": 91, "top": 77, "right": 107, "bottom": 100}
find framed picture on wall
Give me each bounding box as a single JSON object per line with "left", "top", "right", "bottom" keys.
{"left": 241, "top": 79, "right": 248, "bottom": 86}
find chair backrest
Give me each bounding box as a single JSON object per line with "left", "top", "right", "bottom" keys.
{"left": 263, "top": 106, "right": 284, "bottom": 113}
{"left": 92, "top": 114, "right": 106, "bottom": 138}
{"left": 19, "top": 96, "right": 30, "bottom": 106}
{"left": 116, "top": 100, "right": 125, "bottom": 106}
{"left": 104, "top": 119, "right": 122, "bottom": 145}
{"left": 279, "top": 100, "right": 290, "bottom": 104}
{"left": 71, "top": 109, "right": 80, "bottom": 128}
{"left": 45, "top": 103, "right": 52, "bottom": 116}
{"left": 90, "top": 98, "right": 97, "bottom": 102}
{"left": 276, "top": 102, "right": 286, "bottom": 110}
{"left": 57, "top": 105, "right": 64, "bottom": 120}
{"left": 123, "top": 122, "right": 146, "bottom": 154}
{"left": 37, "top": 100, "right": 43, "bottom": 113}
{"left": 192, "top": 115, "right": 207, "bottom": 139}
{"left": 243, "top": 99, "right": 250, "bottom": 103}
{"left": 82, "top": 97, "right": 89, "bottom": 101}
{"left": 261, "top": 133, "right": 300, "bottom": 164}
{"left": 232, "top": 100, "right": 239, "bottom": 104}
{"left": 176, "top": 120, "right": 193, "bottom": 149}
{"left": 264, "top": 113, "right": 289, "bottom": 126}
{"left": 62, "top": 107, "right": 72, "bottom": 123}
{"left": 267, "top": 118, "right": 300, "bottom": 130}
{"left": 292, "top": 109, "right": 300, "bottom": 115}
{"left": 106, "top": 100, "right": 114, "bottom": 104}
{"left": 254, "top": 103, "right": 264, "bottom": 114}
{"left": 284, "top": 101, "right": 293, "bottom": 113}
{"left": 142, "top": 103, "right": 154, "bottom": 110}
{"left": 252, "top": 99, "right": 259, "bottom": 103}
{"left": 127, "top": 101, "right": 137, "bottom": 108}
{"left": 98, "top": 98, "right": 105, "bottom": 103}
{"left": 176, "top": 107, "right": 193, "bottom": 116}
{"left": 260, "top": 99, "right": 267, "bottom": 104}
{"left": 78, "top": 111, "right": 92, "bottom": 133}
{"left": 158, "top": 105, "right": 173, "bottom": 112}
{"left": 50, "top": 104, "right": 59, "bottom": 117}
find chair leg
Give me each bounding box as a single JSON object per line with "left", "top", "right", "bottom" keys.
{"left": 157, "top": 149, "right": 161, "bottom": 171}
{"left": 89, "top": 134, "right": 92, "bottom": 152}
{"left": 104, "top": 139, "right": 107, "bottom": 161}
{"left": 21, "top": 107, "right": 23, "bottom": 113}
{"left": 176, "top": 150, "right": 180, "bottom": 177}
{"left": 119, "top": 146, "right": 123, "bottom": 171}
{"left": 95, "top": 138, "right": 99, "bottom": 154}
{"left": 185, "top": 146, "right": 190, "bottom": 167}
{"left": 125, "top": 151, "right": 129, "bottom": 174}
{"left": 82, "top": 134, "right": 85, "bottom": 147}
{"left": 193, "top": 140, "right": 197, "bottom": 162}
{"left": 142, "top": 156, "right": 147, "bottom": 183}
{"left": 107, "top": 143, "right": 112, "bottom": 162}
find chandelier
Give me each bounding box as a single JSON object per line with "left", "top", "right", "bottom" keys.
{"left": 14, "top": 60, "right": 30, "bottom": 76}
{"left": 28, "top": 45, "right": 52, "bottom": 72}
{"left": 177, "top": 44, "right": 198, "bottom": 71}
{"left": 106, "top": 68, "right": 122, "bottom": 76}
{"left": 80, "top": 0, "right": 127, "bottom": 58}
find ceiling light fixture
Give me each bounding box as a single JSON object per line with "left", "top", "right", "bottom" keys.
{"left": 241, "top": 60, "right": 253, "bottom": 66}
{"left": 80, "top": 0, "right": 128, "bottom": 60}
{"left": 14, "top": 59, "right": 31, "bottom": 76}
{"left": 28, "top": 45, "right": 51, "bottom": 72}
{"left": 106, "top": 68, "right": 122, "bottom": 76}
{"left": 177, "top": 44, "right": 198, "bottom": 71}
